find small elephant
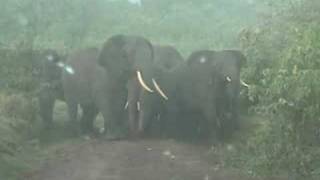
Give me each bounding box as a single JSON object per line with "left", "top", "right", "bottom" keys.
{"left": 210, "top": 49, "right": 248, "bottom": 138}
{"left": 62, "top": 47, "right": 127, "bottom": 137}
{"left": 35, "top": 49, "right": 66, "bottom": 129}
{"left": 97, "top": 34, "right": 166, "bottom": 138}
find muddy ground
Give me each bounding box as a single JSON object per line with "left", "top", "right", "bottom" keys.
{"left": 19, "top": 138, "right": 286, "bottom": 180}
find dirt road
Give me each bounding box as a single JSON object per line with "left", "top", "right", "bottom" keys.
{"left": 24, "top": 139, "right": 273, "bottom": 180}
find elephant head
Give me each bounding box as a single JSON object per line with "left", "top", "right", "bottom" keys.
{"left": 153, "top": 45, "right": 184, "bottom": 74}
{"left": 98, "top": 34, "right": 156, "bottom": 92}
{"left": 97, "top": 35, "right": 168, "bottom": 137}
{"left": 210, "top": 49, "right": 247, "bottom": 136}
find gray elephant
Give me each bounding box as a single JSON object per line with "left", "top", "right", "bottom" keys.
{"left": 62, "top": 47, "right": 127, "bottom": 137}
{"left": 164, "top": 50, "right": 219, "bottom": 140}
{"left": 134, "top": 45, "right": 184, "bottom": 137}
{"left": 211, "top": 49, "right": 248, "bottom": 138}
{"left": 35, "top": 49, "right": 66, "bottom": 129}
{"left": 97, "top": 34, "right": 166, "bottom": 138}
{"left": 166, "top": 49, "right": 248, "bottom": 141}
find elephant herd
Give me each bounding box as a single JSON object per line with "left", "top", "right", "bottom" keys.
{"left": 36, "top": 34, "right": 248, "bottom": 142}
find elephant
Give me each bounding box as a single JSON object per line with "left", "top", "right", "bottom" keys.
{"left": 134, "top": 45, "right": 184, "bottom": 137}
{"left": 62, "top": 47, "right": 127, "bottom": 137}
{"left": 210, "top": 49, "right": 247, "bottom": 138}
{"left": 165, "top": 50, "right": 220, "bottom": 141}
{"left": 97, "top": 34, "right": 166, "bottom": 138}
{"left": 35, "top": 49, "right": 66, "bottom": 129}
{"left": 166, "top": 49, "right": 248, "bottom": 142}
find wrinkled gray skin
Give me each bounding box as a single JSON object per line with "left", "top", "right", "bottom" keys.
{"left": 36, "top": 49, "right": 65, "bottom": 129}
{"left": 211, "top": 50, "right": 246, "bottom": 138}
{"left": 138, "top": 45, "right": 184, "bottom": 137}
{"left": 62, "top": 47, "right": 127, "bottom": 136}
{"left": 98, "top": 34, "right": 156, "bottom": 138}
{"left": 167, "top": 49, "right": 246, "bottom": 142}
{"left": 166, "top": 50, "right": 220, "bottom": 141}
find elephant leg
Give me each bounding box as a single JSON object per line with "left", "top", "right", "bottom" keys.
{"left": 137, "top": 103, "right": 154, "bottom": 137}
{"left": 80, "top": 104, "right": 98, "bottom": 134}
{"left": 66, "top": 100, "right": 79, "bottom": 135}
{"left": 221, "top": 96, "right": 239, "bottom": 139}
{"left": 231, "top": 97, "right": 240, "bottom": 131}
{"left": 127, "top": 78, "right": 140, "bottom": 137}
{"left": 127, "top": 101, "right": 138, "bottom": 137}
{"left": 137, "top": 108, "right": 145, "bottom": 136}
{"left": 203, "top": 102, "right": 222, "bottom": 144}
{"left": 163, "top": 99, "right": 180, "bottom": 138}
{"left": 39, "top": 89, "right": 55, "bottom": 129}
{"left": 97, "top": 94, "right": 127, "bottom": 140}
{"left": 100, "top": 106, "right": 124, "bottom": 140}
{"left": 144, "top": 100, "right": 163, "bottom": 138}
{"left": 137, "top": 91, "right": 156, "bottom": 137}
{"left": 197, "top": 115, "right": 210, "bottom": 139}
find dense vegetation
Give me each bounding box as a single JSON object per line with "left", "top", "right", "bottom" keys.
{"left": 0, "top": 0, "right": 319, "bottom": 179}
{"left": 236, "top": 1, "right": 320, "bottom": 178}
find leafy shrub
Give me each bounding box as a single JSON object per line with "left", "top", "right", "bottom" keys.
{"left": 0, "top": 49, "right": 37, "bottom": 93}
{"left": 234, "top": 1, "right": 320, "bottom": 179}
{"left": 0, "top": 93, "right": 38, "bottom": 150}
{"left": 0, "top": 93, "right": 38, "bottom": 178}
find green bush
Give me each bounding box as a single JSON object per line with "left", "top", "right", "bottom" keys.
{"left": 234, "top": 1, "right": 320, "bottom": 179}
{"left": 0, "top": 93, "right": 38, "bottom": 178}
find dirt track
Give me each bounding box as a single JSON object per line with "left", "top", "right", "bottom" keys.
{"left": 23, "top": 139, "right": 281, "bottom": 180}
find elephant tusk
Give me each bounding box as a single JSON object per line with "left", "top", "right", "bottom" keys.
{"left": 57, "top": 62, "right": 75, "bottom": 75}
{"left": 65, "top": 65, "right": 75, "bottom": 74}
{"left": 137, "top": 101, "right": 140, "bottom": 111}
{"left": 152, "top": 78, "right": 168, "bottom": 100}
{"left": 240, "top": 79, "right": 249, "bottom": 88}
{"left": 124, "top": 101, "right": 129, "bottom": 110}
{"left": 136, "top": 71, "right": 153, "bottom": 93}
{"left": 226, "top": 76, "right": 232, "bottom": 82}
